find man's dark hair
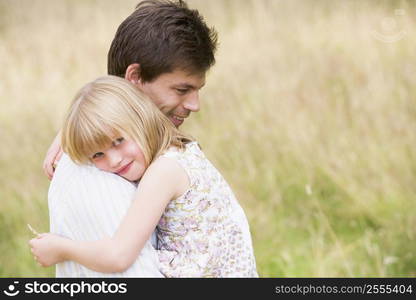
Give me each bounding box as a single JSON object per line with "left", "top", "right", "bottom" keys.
{"left": 108, "top": 0, "right": 218, "bottom": 82}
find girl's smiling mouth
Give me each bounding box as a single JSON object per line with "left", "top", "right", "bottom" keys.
{"left": 116, "top": 161, "right": 133, "bottom": 175}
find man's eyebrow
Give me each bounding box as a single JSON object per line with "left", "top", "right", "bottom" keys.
{"left": 173, "top": 82, "right": 205, "bottom": 89}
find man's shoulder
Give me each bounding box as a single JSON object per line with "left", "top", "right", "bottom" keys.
{"left": 50, "top": 153, "right": 134, "bottom": 191}
{"left": 48, "top": 153, "right": 137, "bottom": 216}
{"left": 48, "top": 153, "right": 137, "bottom": 237}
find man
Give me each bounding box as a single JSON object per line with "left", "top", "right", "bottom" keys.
{"left": 43, "top": 0, "right": 217, "bottom": 277}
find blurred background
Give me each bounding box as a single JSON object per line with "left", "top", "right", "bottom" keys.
{"left": 0, "top": 0, "right": 415, "bottom": 277}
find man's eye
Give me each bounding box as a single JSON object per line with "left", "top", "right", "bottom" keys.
{"left": 176, "top": 88, "right": 188, "bottom": 95}
{"left": 92, "top": 152, "right": 104, "bottom": 160}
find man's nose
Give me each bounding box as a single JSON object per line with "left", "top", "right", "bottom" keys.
{"left": 183, "top": 92, "right": 200, "bottom": 112}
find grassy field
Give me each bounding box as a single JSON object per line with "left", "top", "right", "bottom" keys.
{"left": 0, "top": 0, "right": 415, "bottom": 277}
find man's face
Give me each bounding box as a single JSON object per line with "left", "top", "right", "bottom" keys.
{"left": 136, "top": 69, "right": 206, "bottom": 127}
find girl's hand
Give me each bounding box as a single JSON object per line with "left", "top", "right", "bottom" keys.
{"left": 29, "top": 233, "right": 68, "bottom": 267}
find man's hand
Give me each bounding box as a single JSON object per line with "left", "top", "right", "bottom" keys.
{"left": 29, "top": 233, "right": 68, "bottom": 267}
{"left": 43, "top": 131, "right": 63, "bottom": 180}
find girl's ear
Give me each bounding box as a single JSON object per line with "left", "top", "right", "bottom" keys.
{"left": 125, "top": 63, "right": 141, "bottom": 85}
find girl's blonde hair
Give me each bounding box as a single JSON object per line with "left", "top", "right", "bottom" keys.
{"left": 62, "top": 75, "right": 193, "bottom": 166}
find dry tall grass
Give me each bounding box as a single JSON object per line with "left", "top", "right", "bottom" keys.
{"left": 1, "top": 0, "right": 415, "bottom": 276}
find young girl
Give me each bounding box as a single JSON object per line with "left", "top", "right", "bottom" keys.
{"left": 30, "top": 76, "right": 258, "bottom": 277}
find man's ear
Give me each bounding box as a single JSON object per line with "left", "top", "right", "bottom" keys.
{"left": 125, "top": 63, "right": 141, "bottom": 85}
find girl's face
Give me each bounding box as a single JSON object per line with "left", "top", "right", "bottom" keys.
{"left": 90, "top": 137, "right": 146, "bottom": 182}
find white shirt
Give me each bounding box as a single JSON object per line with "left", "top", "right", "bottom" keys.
{"left": 48, "top": 153, "right": 162, "bottom": 277}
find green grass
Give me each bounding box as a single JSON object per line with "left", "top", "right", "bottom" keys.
{"left": 1, "top": 0, "right": 415, "bottom": 277}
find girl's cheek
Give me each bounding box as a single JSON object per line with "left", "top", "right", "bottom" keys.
{"left": 94, "top": 161, "right": 107, "bottom": 172}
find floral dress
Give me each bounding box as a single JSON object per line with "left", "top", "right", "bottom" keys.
{"left": 157, "top": 142, "right": 258, "bottom": 277}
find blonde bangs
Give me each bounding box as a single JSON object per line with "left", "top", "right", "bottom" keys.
{"left": 62, "top": 94, "right": 123, "bottom": 164}
{"left": 62, "top": 75, "right": 194, "bottom": 167}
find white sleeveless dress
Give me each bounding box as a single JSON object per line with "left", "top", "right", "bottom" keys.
{"left": 157, "top": 142, "right": 258, "bottom": 277}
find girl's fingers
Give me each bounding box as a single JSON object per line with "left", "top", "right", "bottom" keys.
{"left": 28, "top": 238, "right": 37, "bottom": 247}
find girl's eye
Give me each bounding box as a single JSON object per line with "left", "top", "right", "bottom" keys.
{"left": 113, "top": 137, "right": 125, "bottom": 146}
{"left": 92, "top": 152, "right": 104, "bottom": 160}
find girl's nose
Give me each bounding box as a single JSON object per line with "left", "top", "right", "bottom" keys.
{"left": 107, "top": 151, "right": 122, "bottom": 169}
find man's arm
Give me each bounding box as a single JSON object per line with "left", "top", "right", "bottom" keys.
{"left": 43, "top": 130, "right": 63, "bottom": 180}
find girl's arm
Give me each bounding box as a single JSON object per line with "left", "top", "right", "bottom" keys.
{"left": 30, "top": 156, "right": 189, "bottom": 273}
